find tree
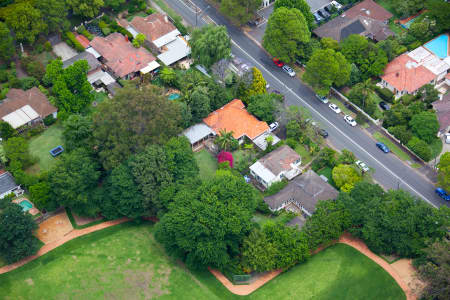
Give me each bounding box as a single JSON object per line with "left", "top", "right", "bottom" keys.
{"left": 0, "top": 203, "right": 39, "bottom": 263}
{"left": 48, "top": 148, "right": 101, "bottom": 216}
{"left": 29, "top": 181, "right": 52, "bottom": 211}
{"left": 0, "top": 120, "right": 15, "bottom": 140}
{"left": 388, "top": 125, "right": 412, "bottom": 145}
{"left": 62, "top": 114, "right": 93, "bottom": 151}
{"left": 320, "top": 37, "right": 339, "bottom": 51}
{"left": 0, "top": 21, "right": 14, "bottom": 62}
{"left": 93, "top": 85, "right": 181, "bottom": 170}
{"left": 104, "top": 0, "right": 126, "bottom": 11}
{"left": 394, "top": 0, "right": 423, "bottom": 18}
{"left": 332, "top": 164, "right": 361, "bottom": 192}
{"left": 243, "top": 67, "right": 267, "bottom": 103}
{"left": 247, "top": 93, "right": 277, "bottom": 123}
{"left": 336, "top": 149, "right": 356, "bottom": 165}
{"left": 160, "top": 67, "right": 177, "bottom": 86}
{"left": 188, "top": 89, "right": 210, "bottom": 123}
{"left": 303, "top": 49, "right": 350, "bottom": 96}
{"left": 409, "top": 111, "right": 439, "bottom": 144}
{"left": 20, "top": 57, "right": 45, "bottom": 81}
{"left": 241, "top": 229, "right": 278, "bottom": 272}
{"left": 426, "top": 0, "right": 450, "bottom": 32}
{"left": 3, "top": 137, "right": 33, "bottom": 168}
{"left": 43, "top": 59, "right": 63, "bottom": 86}
{"left": 215, "top": 129, "right": 235, "bottom": 151}
{"left": 190, "top": 25, "right": 231, "bottom": 67}
{"left": 164, "top": 136, "right": 199, "bottom": 182}
{"left": 36, "top": 0, "right": 69, "bottom": 33}
{"left": 263, "top": 7, "right": 310, "bottom": 64}
{"left": 132, "top": 33, "right": 145, "bottom": 47}
{"left": 66, "top": 0, "right": 104, "bottom": 18}
{"left": 407, "top": 136, "right": 432, "bottom": 162}
{"left": 1, "top": 1, "right": 47, "bottom": 44}
{"left": 437, "top": 152, "right": 450, "bottom": 191}
{"left": 274, "top": 0, "right": 315, "bottom": 29}
{"left": 154, "top": 171, "right": 259, "bottom": 269}
{"left": 417, "top": 84, "right": 439, "bottom": 106}
{"left": 220, "top": 0, "right": 261, "bottom": 25}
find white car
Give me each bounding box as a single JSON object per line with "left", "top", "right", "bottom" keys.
{"left": 269, "top": 122, "right": 279, "bottom": 131}
{"left": 355, "top": 160, "right": 369, "bottom": 173}
{"left": 328, "top": 103, "right": 341, "bottom": 114}
{"left": 330, "top": 1, "right": 343, "bottom": 10}
{"left": 282, "top": 65, "right": 296, "bottom": 77}
{"left": 344, "top": 115, "right": 357, "bottom": 127}
{"left": 316, "top": 94, "right": 329, "bottom": 104}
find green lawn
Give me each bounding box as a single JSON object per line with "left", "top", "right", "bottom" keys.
{"left": 368, "top": 92, "right": 385, "bottom": 120}
{"left": 376, "top": 0, "right": 400, "bottom": 18}
{"left": 373, "top": 132, "right": 410, "bottom": 161}
{"left": 194, "top": 149, "right": 217, "bottom": 181}
{"left": 388, "top": 19, "right": 406, "bottom": 35}
{"left": 430, "top": 138, "right": 443, "bottom": 159}
{"left": 317, "top": 166, "right": 337, "bottom": 189}
{"left": 0, "top": 225, "right": 405, "bottom": 300}
{"left": 28, "top": 124, "right": 64, "bottom": 172}
{"left": 329, "top": 97, "right": 354, "bottom": 117}
{"left": 294, "top": 144, "right": 313, "bottom": 166}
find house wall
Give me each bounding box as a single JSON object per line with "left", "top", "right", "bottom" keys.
{"left": 0, "top": 187, "right": 19, "bottom": 199}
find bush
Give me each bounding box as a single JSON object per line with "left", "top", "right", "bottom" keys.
{"left": 264, "top": 180, "right": 288, "bottom": 196}
{"left": 43, "top": 115, "right": 57, "bottom": 126}
{"left": 374, "top": 86, "right": 394, "bottom": 103}
{"left": 388, "top": 125, "right": 412, "bottom": 145}
{"left": 285, "top": 138, "right": 297, "bottom": 149}
{"left": 173, "top": 16, "right": 187, "bottom": 36}
{"left": 408, "top": 136, "right": 432, "bottom": 161}
{"left": 20, "top": 57, "right": 45, "bottom": 81}
{"left": 407, "top": 41, "right": 422, "bottom": 51}
{"left": 109, "top": 23, "right": 133, "bottom": 40}
{"left": 146, "top": 8, "right": 154, "bottom": 15}
{"left": 0, "top": 88, "right": 9, "bottom": 100}
{"left": 44, "top": 41, "right": 52, "bottom": 52}
{"left": 80, "top": 29, "right": 94, "bottom": 41}
{"left": 20, "top": 77, "right": 39, "bottom": 90}
{"left": 64, "top": 32, "right": 85, "bottom": 52}
{"left": 0, "top": 70, "right": 7, "bottom": 83}
{"left": 355, "top": 112, "right": 368, "bottom": 125}
{"left": 76, "top": 25, "right": 85, "bottom": 34}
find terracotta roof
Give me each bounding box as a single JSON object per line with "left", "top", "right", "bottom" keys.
{"left": 257, "top": 145, "right": 300, "bottom": 176}
{"left": 90, "top": 33, "right": 156, "bottom": 78}
{"left": 0, "top": 87, "right": 57, "bottom": 119}
{"left": 203, "top": 99, "right": 269, "bottom": 140}
{"left": 381, "top": 53, "right": 436, "bottom": 93}
{"left": 130, "top": 13, "right": 177, "bottom": 42}
{"left": 75, "top": 34, "right": 90, "bottom": 49}
{"left": 344, "top": 0, "right": 393, "bottom": 22}
{"left": 432, "top": 94, "right": 450, "bottom": 132}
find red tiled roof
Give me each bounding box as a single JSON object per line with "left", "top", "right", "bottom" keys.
{"left": 90, "top": 32, "right": 156, "bottom": 78}
{"left": 130, "top": 13, "right": 177, "bottom": 42}
{"left": 75, "top": 34, "right": 90, "bottom": 49}
{"left": 203, "top": 99, "right": 269, "bottom": 140}
{"left": 381, "top": 53, "right": 436, "bottom": 93}
{"left": 344, "top": 0, "right": 393, "bottom": 22}
{"left": 0, "top": 87, "right": 57, "bottom": 119}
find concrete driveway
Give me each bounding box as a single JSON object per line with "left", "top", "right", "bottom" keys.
{"left": 248, "top": 5, "right": 274, "bottom": 44}
{"left": 53, "top": 42, "right": 78, "bottom": 61}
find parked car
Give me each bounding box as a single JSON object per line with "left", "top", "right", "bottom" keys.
{"left": 379, "top": 101, "right": 390, "bottom": 110}
{"left": 318, "top": 129, "right": 329, "bottom": 138}
{"left": 269, "top": 122, "right": 279, "bottom": 132}
{"left": 376, "top": 142, "right": 390, "bottom": 153}
{"left": 355, "top": 160, "right": 370, "bottom": 173}
{"left": 330, "top": 1, "right": 343, "bottom": 10}
{"left": 272, "top": 58, "right": 284, "bottom": 67}
{"left": 328, "top": 103, "right": 341, "bottom": 113}
{"left": 318, "top": 9, "right": 330, "bottom": 19}
{"left": 344, "top": 115, "right": 357, "bottom": 126}
{"left": 313, "top": 12, "right": 323, "bottom": 23}
{"left": 282, "top": 65, "right": 296, "bottom": 77}
{"left": 316, "top": 94, "right": 329, "bottom": 104}
{"left": 435, "top": 188, "right": 450, "bottom": 201}
{"left": 445, "top": 133, "right": 450, "bottom": 144}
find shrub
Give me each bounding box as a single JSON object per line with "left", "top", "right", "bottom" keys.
{"left": 146, "top": 8, "right": 154, "bottom": 14}
{"left": 76, "top": 25, "right": 86, "bottom": 34}
{"left": 44, "top": 41, "right": 52, "bottom": 52}
{"left": 408, "top": 136, "right": 432, "bottom": 161}
{"left": 20, "top": 77, "right": 39, "bottom": 90}
{"left": 109, "top": 23, "right": 133, "bottom": 40}
{"left": 173, "top": 16, "right": 187, "bottom": 36}
{"left": 407, "top": 41, "right": 422, "bottom": 51}
{"left": 355, "top": 112, "right": 368, "bottom": 125}
{"left": 374, "top": 86, "right": 394, "bottom": 103}
{"left": 264, "top": 180, "right": 288, "bottom": 196}
{"left": 20, "top": 57, "right": 45, "bottom": 81}
{"left": 0, "top": 70, "right": 7, "bottom": 83}
{"left": 0, "top": 88, "right": 9, "bottom": 100}
{"left": 388, "top": 125, "right": 412, "bottom": 145}
{"left": 64, "top": 32, "right": 85, "bottom": 52}
{"left": 43, "top": 115, "right": 57, "bottom": 126}
{"left": 285, "top": 138, "right": 297, "bottom": 149}
{"left": 80, "top": 29, "right": 94, "bottom": 41}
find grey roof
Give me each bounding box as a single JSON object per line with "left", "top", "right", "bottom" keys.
{"left": 341, "top": 19, "right": 366, "bottom": 40}
{"left": 62, "top": 51, "right": 101, "bottom": 72}
{"left": 0, "top": 172, "right": 19, "bottom": 195}
{"left": 182, "top": 123, "right": 215, "bottom": 144}
{"left": 306, "top": 0, "right": 332, "bottom": 12}
{"left": 257, "top": 145, "right": 300, "bottom": 176}
{"left": 253, "top": 132, "right": 281, "bottom": 151}
{"left": 286, "top": 216, "right": 305, "bottom": 229}
{"left": 264, "top": 170, "right": 339, "bottom": 214}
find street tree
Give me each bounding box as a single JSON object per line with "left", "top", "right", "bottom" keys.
{"left": 190, "top": 25, "right": 231, "bottom": 67}
{"left": 274, "top": 0, "right": 315, "bottom": 29}
{"left": 247, "top": 93, "right": 278, "bottom": 123}
{"left": 263, "top": 7, "right": 310, "bottom": 64}
{"left": 220, "top": 0, "right": 261, "bottom": 25}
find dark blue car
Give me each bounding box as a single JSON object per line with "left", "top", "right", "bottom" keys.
{"left": 376, "top": 142, "right": 390, "bottom": 153}
{"left": 435, "top": 188, "right": 450, "bottom": 201}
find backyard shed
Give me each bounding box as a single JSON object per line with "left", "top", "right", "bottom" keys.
{"left": 182, "top": 123, "right": 216, "bottom": 150}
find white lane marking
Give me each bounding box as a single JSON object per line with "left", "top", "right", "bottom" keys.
{"left": 230, "top": 40, "right": 437, "bottom": 208}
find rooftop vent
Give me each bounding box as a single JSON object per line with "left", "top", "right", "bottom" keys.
{"left": 366, "top": 10, "right": 370, "bottom": 15}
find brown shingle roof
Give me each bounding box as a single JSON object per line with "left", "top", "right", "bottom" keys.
{"left": 258, "top": 145, "right": 300, "bottom": 176}
{"left": 344, "top": 0, "right": 393, "bottom": 22}
{"left": 432, "top": 94, "right": 450, "bottom": 132}
{"left": 130, "top": 13, "right": 177, "bottom": 42}
{"left": 90, "top": 32, "right": 156, "bottom": 78}
{"left": 203, "top": 99, "right": 269, "bottom": 140}
{"left": 0, "top": 87, "right": 57, "bottom": 119}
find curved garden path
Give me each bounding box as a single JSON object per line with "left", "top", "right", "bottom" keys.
{"left": 0, "top": 217, "right": 130, "bottom": 275}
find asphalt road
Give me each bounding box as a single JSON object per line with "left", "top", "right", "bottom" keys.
{"left": 164, "top": 0, "right": 448, "bottom": 208}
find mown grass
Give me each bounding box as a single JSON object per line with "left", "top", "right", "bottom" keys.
{"left": 317, "top": 166, "right": 337, "bottom": 189}
{"left": 294, "top": 144, "right": 313, "bottom": 166}
{"left": 194, "top": 149, "right": 217, "bottom": 181}
{"left": 28, "top": 124, "right": 64, "bottom": 172}
{"left": 373, "top": 132, "right": 410, "bottom": 161}
{"left": 430, "top": 138, "right": 443, "bottom": 159}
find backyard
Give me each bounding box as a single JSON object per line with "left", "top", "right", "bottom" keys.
{"left": 0, "top": 223, "right": 405, "bottom": 300}
{"left": 28, "top": 124, "right": 64, "bottom": 173}
{"left": 194, "top": 149, "right": 217, "bottom": 181}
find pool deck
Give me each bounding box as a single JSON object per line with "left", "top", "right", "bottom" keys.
{"left": 12, "top": 197, "right": 40, "bottom": 216}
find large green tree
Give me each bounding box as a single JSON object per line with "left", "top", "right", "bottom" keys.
{"left": 426, "top": 0, "right": 450, "bottom": 32}
{"left": 154, "top": 171, "right": 259, "bottom": 269}
{"left": 332, "top": 164, "right": 361, "bottom": 192}
{"left": 0, "top": 120, "right": 15, "bottom": 140}
{"left": 93, "top": 85, "right": 181, "bottom": 170}
{"left": 0, "top": 203, "right": 39, "bottom": 263}
{"left": 190, "top": 25, "right": 231, "bottom": 68}
{"left": 0, "top": 21, "right": 14, "bottom": 62}
{"left": 273, "top": 0, "right": 315, "bottom": 29}
{"left": 409, "top": 111, "right": 439, "bottom": 144}
{"left": 220, "top": 0, "right": 261, "bottom": 25}
{"left": 303, "top": 49, "right": 350, "bottom": 96}
{"left": 62, "top": 114, "right": 93, "bottom": 151}
{"left": 36, "top": 0, "right": 69, "bottom": 33}
{"left": 3, "top": 136, "right": 34, "bottom": 169}
{"left": 66, "top": 0, "right": 104, "bottom": 18}
{"left": 247, "top": 93, "right": 279, "bottom": 123}
{"left": 263, "top": 7, "right": 310, "bottom": 64}
{"left": 437, "top": 152, "right": 450, "bottom": 191}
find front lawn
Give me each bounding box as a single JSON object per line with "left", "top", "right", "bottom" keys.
{"left": 28, "top": 124, "right": 64, "bottom": 172}
{"left": 316, "top": 166, "right": 337, "bottom": 189}
{"left": 329, "top": 97, "right": 354, "bottom": 117}
{"left": 194, "top": 149, "right": 217, "bottom": 180}
{"left": 294, "top": 144, "right": 313, "bottom": 166}
{"left": 373, "top": 132, "right": 410, "bottom": 161}
{"left": 430, "top": 138, "right": 443, "bottom": 159}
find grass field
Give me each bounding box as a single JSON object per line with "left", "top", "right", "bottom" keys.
{"left": 373, "top": 132, "right": 410, "bottom": 161}
{"left": 0, "top": 223, "right": 405, "bottom": 300}
{"left": 28, "top": 124, "right": 64, "bottom": 172}
{"left": 294, "top": 144, "right": 313, "bottom": 166}
{"left": 317, "top": 166, "right": 337, "bottom": 189}
{"left": 194, "top": 149, "right": 217, "bottom": 180}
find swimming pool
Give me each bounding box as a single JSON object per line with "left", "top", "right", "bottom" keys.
{"left": 168, "top": 93, "right": 180, "bottom": 100}
{"left": 19, "top": 200, "right": 33, "bottom": 212}
{"left": 424, "top": 34, "right": 449, "bottom": 59}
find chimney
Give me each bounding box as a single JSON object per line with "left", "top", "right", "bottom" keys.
{"left": 396, "top": 72, "right": 399, "bottom": 77}
{"left": 125, "top": 35, "right": 128, "bottom": 42}
{"left": 164, "top": 15, "right": 168, "bottom": 23}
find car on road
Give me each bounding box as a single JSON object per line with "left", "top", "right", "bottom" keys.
{"left": 344, "top": 115, "right": 357, "bottom": 127}
{"left": 328, "top": 103, "right": 341, "bottom": 113}
{"left": 272, "top": 58, "right": 284, "bottom": 67}
{"left": 435, "top": 188, "right": 450, "bottom": 201}
{"left": 316, "top": 94, "right": 329, "bottom": 104}
{"left": 318, "top": 129, "right": 329, "bottom": 138}
{"left": 379, "top": 101, "right": 390, "bottom": 110}
{"left": 376, "top": 142, "right": 390, "bottom": 153}
{"left": 282, "top": 65, "right": 296, "bottom": 77}
{"left": 445, "top": 133, "right": 450, "bottom": 144}
{"left": 269, "top": 122, "right": 279, "bottom": 132}
{"left": 355, "top": 160, "right": 370, "bottom": 173}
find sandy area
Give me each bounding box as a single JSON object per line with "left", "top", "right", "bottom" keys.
{"left": 391, "top": 259, "right": 425, "bottom": 298}
{"left": 72, "top": 213, "right": 103, "bottom": 226}
{"left": 35, "top": 212, "right": 73, "bottom": 244}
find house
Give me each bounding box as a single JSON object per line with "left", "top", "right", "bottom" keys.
{"left": 75, "top": 34, "right": 90, "bottom": 49}
{"left": 0, "top": 88, "right": 57, "bottom": 129}
{"left": 182, "top": 123, "right": 216, "bottom": 150}
{"left": 432, "top": 93, "right": 450, "bottom": 136}
{"left": 343, "top": 0, "right": 393, "bottom": 23}
{"left": 249, "top": 145, "right": 301, "bottom": 188}
{"left": 264, "top": 170, "right": 339, "bottom": 217}
{"left": 120, "top": 13, "right": 190, "bottom": 66}
{"left": 89, "top": 32, "right": 160, "bottom": 79}
{"left": 0, "top": 170, "right": 22, "bottom": 199}
{"left": 203, "top": 99, "right": 270, "bottom": 144}
{"left": 380, "top": 44, "right": 450, "bottom": 98}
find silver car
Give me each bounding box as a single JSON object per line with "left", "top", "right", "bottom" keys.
{"left": 282, "top": 65, "right": 296, "bottom": 77}
{"left": 355, "top": 160, "right": 369, "bottom": 173}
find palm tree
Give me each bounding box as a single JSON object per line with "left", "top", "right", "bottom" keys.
{"left": 360, "top": 78, "right": 373, "bottom": 108}
{"left": 215, "top": 129, "right": 235, "bottom": 151}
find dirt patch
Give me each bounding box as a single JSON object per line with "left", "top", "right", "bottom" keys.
{"left": 123, "top": 266, "right": 171, "bottom": 298}
{"left": 35, "top": 212, "right": 74, "bottom": 244}
{"left": 391, "top": 259, "right": 425, "bottom": 298}
{"left": 72, "top": 213, "right": 103, "bottom": 226}
{"left": 25, "top": 278, "right": 34, "bottom": 286}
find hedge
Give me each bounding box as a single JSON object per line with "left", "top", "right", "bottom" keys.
{"left": 64, "top": 32, "right": 85, "bottom": 52}
{"left": 374, "top": 86, "right": 394, "bottom": 103}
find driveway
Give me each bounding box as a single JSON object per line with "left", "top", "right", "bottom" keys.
{"left": 53, "top": 42, "right": 78, "bottom": 61}
{"left": 247, "top": 5, "right": 273, "bottom": 44}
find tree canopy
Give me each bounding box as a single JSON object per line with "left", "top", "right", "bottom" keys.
{"left": 247, "top": 93, "right": 280, "bottom": 123}
{"left": 220, "top": 0, "right": 261, "bottom": 25}
{"left": 62, "top": 114, "right": 94, "bottom": 151}
{"left": 0, "top": 21, "right": 14, "bottom": 62}
{"left": 409, "top": 111, "right": 439, "bottom": 144}
{"left": 190, "top": 25, "right": 231, "bottom": 68}
{"left": 66, "top": 0, "right": 104, "bottom": 18}
{"left": 273, "top": 0, "right": 315, "bottom": 29}
{"left": 437, "top": 152, "right": 450, "bottom": 191}
{"left": 36, "top": 0, "right": 69, "bottom": 33}
{"left": 332, "top": 164, "right": 361, "bottom": 192}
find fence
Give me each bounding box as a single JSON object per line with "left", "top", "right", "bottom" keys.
{"left": 232, "top": 274, "right": 251, "bottom": 285}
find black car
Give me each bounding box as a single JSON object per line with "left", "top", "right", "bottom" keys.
{"left": 379, "top": 101, "right": 390, "bottom": 110}
{"left": 318, "top": 129, "right": 329, "bottom": 138}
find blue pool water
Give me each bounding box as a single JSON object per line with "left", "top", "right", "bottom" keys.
{"left": 19, "top": 200, "right": 33, "bottom": 212}
{"left": 401, "top": 18, "right": 416, "bottom": 29}
{"left": 168, "top": 93, "right": 180, "bottom": 100}
{"left": 424, "top": 34, "right": 449, "bottom": 59}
